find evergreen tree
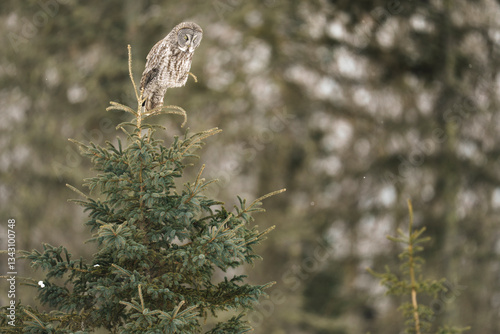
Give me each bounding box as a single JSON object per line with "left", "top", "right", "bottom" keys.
{"left": 368, "top": 200, "right": 469, "bottom": 334}
{"left": 0, "top": 46, "right": 284, "bottom": 333}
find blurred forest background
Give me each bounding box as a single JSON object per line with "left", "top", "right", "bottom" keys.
{"left": 1, "top": 0, "right": 500, "bottom": 333}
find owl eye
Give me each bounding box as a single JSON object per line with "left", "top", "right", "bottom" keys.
{"left": 184, "top": 35, "right": 188, "bottom": 41}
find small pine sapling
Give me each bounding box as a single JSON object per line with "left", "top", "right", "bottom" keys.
{"left": 368, "top": 200, "right": 469, "bottom": 334}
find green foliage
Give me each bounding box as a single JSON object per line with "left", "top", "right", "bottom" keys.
{"left": 0, "top": 46, "right": 284, "bottom": 333}
{"left": 368, "top": 200, "right": 469, "bottom": 334}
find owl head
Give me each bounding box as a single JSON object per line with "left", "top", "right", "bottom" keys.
{"left": 175, "top": 22, "right": 203, "bottom": 53}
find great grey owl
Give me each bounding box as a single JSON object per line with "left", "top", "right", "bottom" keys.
{"left": 140, "top": 22, "right": 203, "bottom": 111}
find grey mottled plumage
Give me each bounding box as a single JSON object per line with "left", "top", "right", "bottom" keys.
{"left": 140, "top": 22, "right": 203, "bottom": 111}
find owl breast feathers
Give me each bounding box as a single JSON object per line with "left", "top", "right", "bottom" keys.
{"left": 140, "top": 22, "right": 203, "bottom": 112}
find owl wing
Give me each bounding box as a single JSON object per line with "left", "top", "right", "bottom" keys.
{"left": 140, "top": 67, "right": 159, "bottom": 90}
{"left": 140, "top": 37, "right": 174, "bottom": 110}
{"left": 140, "top": 39, "right": 168, "bottom": 90}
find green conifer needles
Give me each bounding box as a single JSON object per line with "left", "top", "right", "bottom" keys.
{"left": 368, "top": 200, "right": 469, "bottom": 334}
{"left": 2, "top": 45, "right": 285, "bottom": 333}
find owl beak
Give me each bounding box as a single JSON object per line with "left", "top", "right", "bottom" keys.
{"left": 188, "top": 36, "right": 197, "bottom": 53}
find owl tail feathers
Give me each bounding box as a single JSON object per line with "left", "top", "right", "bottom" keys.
{"left": 143, "top": 91, "right": 165, "bottom": 112}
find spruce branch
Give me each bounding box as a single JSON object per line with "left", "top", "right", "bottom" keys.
{"left": 65, "top": 183, "right": 89, "bottom": 200}
{"left": 142, "top": 105, "right": 188, "bottom": 128}
{"left": 208, "top": 213, "right": 233, "bottom": 242}
{"left": 24, "top": 309, "right": 46, "bottom": 328}
{"left": 127, "top": 44, "right": 141, "bottom": 107}
{"left": 106, "top": 101, "right": 137, "bottom": 116}
{"left": 138, "top": 284, "right": 144, "bottom": 310}
{"left": 120, "top": 285, "right": 147, "bottom": 313}
{"left": 188, "top": 72, "right": 198, "bottom": 82}
{"left": 111, "top": 264, "right": 133, "bottom": 277}
{"left": 180, "top": 127, "right": 223, "bottom": 155}
{"left": 172, "top": 300, "right": 185, "bottom": 318}
{"left": 236, "top": 188, "right": 286, "bottom": 219}
{"left": 182, "top": 164, "right": 219, "bottom": 206}
{"left": 119, "top": 300, "right": 143, "bottom": 313}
